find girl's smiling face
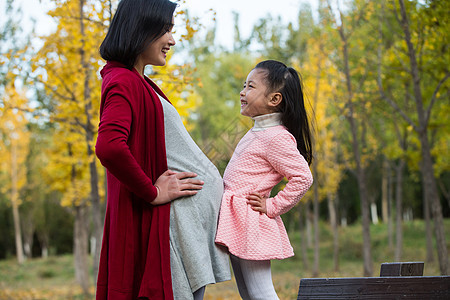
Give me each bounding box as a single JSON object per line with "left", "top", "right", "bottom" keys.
{"left": 240, "top": 68, "right": 278, "bottom": 118}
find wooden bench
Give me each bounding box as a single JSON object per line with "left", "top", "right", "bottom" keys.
{"left": 297, "top": 262, "right": 450, "bottom": 299}
{"left": 379, "top": 261, "right": 424, "bottom": 276}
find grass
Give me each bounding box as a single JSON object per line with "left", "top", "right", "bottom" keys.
{"left": 0, "top": 254, "right": 95, "bottom": 299}
{"left": 0, "top": 219, "right": 449, "bottom": 299}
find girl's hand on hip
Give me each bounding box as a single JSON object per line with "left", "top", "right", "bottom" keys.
{"left": 246, "top": 193, "right": 267, "bottom": 214}
{"left": 152, "top": 170, "right": 204, "bottom": 205}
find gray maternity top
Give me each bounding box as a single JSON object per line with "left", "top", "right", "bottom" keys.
{"left": 157, "top": 93, "right": 231, "bottom": 299}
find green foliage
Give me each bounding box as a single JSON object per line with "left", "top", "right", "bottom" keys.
{"left": 377, "top": 0, "right": 449, "bottom": 174}
{"left": 0, "top": 199, "right": 14, "bottom": 259}
{"left": 186, "top": 42, "right": 255, "bottom": 172}
{"left": 0, "top": 194, "right": 74, "bottom": 258}
{"left": 338, "top": 170, "right": 361, "bottom": 223}
{"left": 0, "top": 0, "right": 27, "bottom": 89}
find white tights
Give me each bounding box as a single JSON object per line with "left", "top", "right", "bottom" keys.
{"left": 230, "top": 254, "right": 279, "bottom": 300}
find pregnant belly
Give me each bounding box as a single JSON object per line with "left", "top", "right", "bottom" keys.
{"left": 171, "top": 168, "right": 223, "bottom": 208}
{"left": 170, "top": 170, "right": 223, "bottom": 236}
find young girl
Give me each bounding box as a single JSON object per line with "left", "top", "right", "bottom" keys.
{"left": 215, "top": 60, "right": 314, "bottom": 299}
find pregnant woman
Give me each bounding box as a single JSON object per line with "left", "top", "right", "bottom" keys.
{"left": 95, "top": 0, "right": 230, "bottom": 299}
{"left": 160, "top": 87, "right": 230, "bottom": 299}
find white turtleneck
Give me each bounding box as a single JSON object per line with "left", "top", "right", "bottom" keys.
{"left": 252, "top": 112, "right": 282, "bottom": 131}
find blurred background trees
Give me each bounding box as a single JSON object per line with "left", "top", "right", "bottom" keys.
{"left": 0, "top": 0, "right": 448, "bottom": 295}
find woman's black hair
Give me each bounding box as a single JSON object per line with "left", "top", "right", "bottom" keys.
{"left": 255, "top": 60, "right": 313, "bottom": 165}
{"left": 99, "top": 0, "right": 177, "bottom": 69}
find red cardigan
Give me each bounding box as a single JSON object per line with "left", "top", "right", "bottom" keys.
{"left": 95, "top": 61, "right": 173, "bottom": 299}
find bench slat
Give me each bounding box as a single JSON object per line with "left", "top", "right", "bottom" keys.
{"left": 380, "top": 262, "right": 424, "bottom": 276}
{"left": 297, "top": 276, "right": 450, "bottom": 299}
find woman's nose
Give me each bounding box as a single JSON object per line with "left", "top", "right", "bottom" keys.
{"left": 169, "top": 32, "right": 176, "bottom": 46}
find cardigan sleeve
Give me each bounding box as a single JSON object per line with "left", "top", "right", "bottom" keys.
{"left": 95, "top": 83, "right": 158, "bottom": 202}
{"left": 265, "top": 132, "right": 313, "bottom": 218}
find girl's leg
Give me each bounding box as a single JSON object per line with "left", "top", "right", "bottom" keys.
{"left": 193, "top": 286, "right": 205, "bottom": 300}
{"left": 230, "top": 254, "right": 251, "bottom": 299}
{"left": 230, "top": 254, "right": 279, "bottom": 300}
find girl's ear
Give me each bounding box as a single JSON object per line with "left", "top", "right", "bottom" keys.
{"left": 269, "top": 92, "right": 282, "bottom": 107}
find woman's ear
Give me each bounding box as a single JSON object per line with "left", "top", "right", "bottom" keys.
{"left": 269, "top": 92, "right": 282, "bottom": 107}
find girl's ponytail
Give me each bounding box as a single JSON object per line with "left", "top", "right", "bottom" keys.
{"left": 255, "top": 60, "right": 313, "bottom": 165}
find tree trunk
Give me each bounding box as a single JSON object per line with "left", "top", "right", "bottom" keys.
{"left": 388, "top": 170, "right": 393, "bottom": 250}
{"left": 37, "top": 231, "right": 49, "bottom": 259}
{"left": 42, "top": 246, "right": 48, "bottom": 258}
{"left": 398, "top": 0, "right": 448, "bottom": 275}
{"left": 419, "top": 131, "right": 448, "bottom": 274}
{"left": 88, "top": 140, "right": 102, "bottom": 284}
{"left": 11, "top": 137, "right": 25, "bottom": 264}
{"left": 424, "top": 187, "right": 434, "bottom": 263}
{"left": 22, "top": 214, "right": 34, "bottom": 259}
{"left": 385, "top": 160, "right": 393, "bottom": 249}
{"left": 346, "top": 98, "right": 373, "bottom": 276}
{"left": 437, "top": 179, "right": 450, "bottom": 211}
{"left": 288, "top": 211, "right": 296, "bottom": 234}
{"left": 74, "top": 204, "right": 91, "bottom": 297}
{"left": 79, "top": 0, "right": 102, "bottom": 283}
{"left": 312, "top": 166, "right": 320, "bottom": 277}
{"left": 86, "top": 130, "right": 102, "bottom": 283}
{"left": 382, "top": 159, "right": 389, "bottom": 224}
{"left": 356, "top": 166, "right": 373, "bottom": 276}
{"left": 340, "top": 25, "right": 373, "bottom": 276}
{"left": 332, "top": 5, "right": 374, "bottom": 275}
{"left": 311, "top": 39, "right": 324, "bottom": 278}
{"left": 306, "top": 202, "right": 313, "bottom": 248}
{"left": 347, "top": 92, "right": 373, "bottom": 276}
{"left": 328, "top": 192, "right": 339, "bottom": 272}
{"left": 69, "top": 143, "right": 91, "bottom": 296}
{"left": 298, "top": 203, "right": 309, "bottom": 270}
{"left": 394, "top": 160, "right": 405, "bottom": 261}
{"left": 370, "top": 202, "right": 379, "bottom": 225}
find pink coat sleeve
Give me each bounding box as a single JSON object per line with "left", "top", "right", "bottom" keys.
{"left": 95, "top": 83, "right": 158, "bottom": 202}
{"left": 265, "top": 132, "right": 313, "bottom": 218}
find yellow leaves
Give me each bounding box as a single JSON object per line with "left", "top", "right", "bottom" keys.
{"left": 152, "top": 57, "right": 200, "bottom": 127}
{"left": 384, "top": 141, "right": 404, "bottom": 160}
{"left": 292, "top": 35, "right": 346, "bottom": 201}
{"left": 29, "top": 0, "right": 110, "bottom": 208}
{"left": 0, "top": 84, "right": 31, "bottom": 207}
{"left": 176, "top": 1, "right": 215, "bottom": 42}
{"left": 61, "top": 179, "right": 90, "bottom": 207}
{"left": 431, "top": 134, "right": 450, "bottom": 176}
{"left": 182, "top": 19, "right": 199, "bottom": 41}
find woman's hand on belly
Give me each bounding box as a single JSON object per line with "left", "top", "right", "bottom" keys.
{"left": 152, "top": 170, "right": 204, "bottom": 205}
